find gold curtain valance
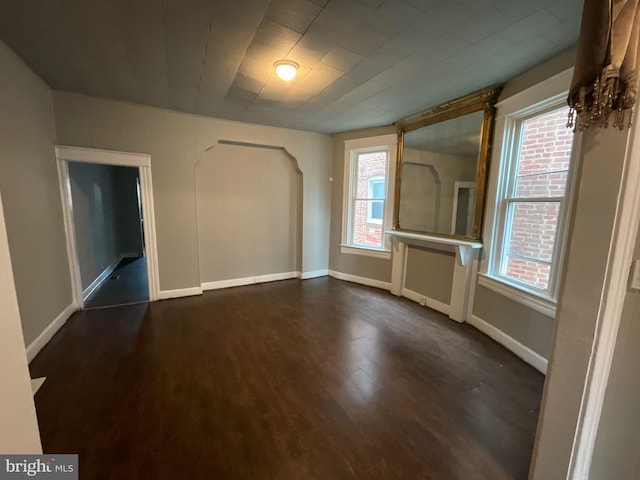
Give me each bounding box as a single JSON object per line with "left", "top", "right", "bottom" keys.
{"left": 568, "top": 0, "right": 640, "bottom": 130}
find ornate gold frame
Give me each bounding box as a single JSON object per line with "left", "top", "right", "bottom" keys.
{"left": 392, "top": 85, "right": 502, "bottom": 241}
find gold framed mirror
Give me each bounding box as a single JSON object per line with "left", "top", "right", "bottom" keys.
{"left": 392, "top": 85, "right": 502, "bottom": 241}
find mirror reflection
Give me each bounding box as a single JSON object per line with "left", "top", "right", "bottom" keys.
{"left": 399, "top": 110, "right": 483, "bottom": 236}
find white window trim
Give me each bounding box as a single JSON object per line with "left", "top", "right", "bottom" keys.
{"left": 481, "top": 67, "right": 581, "bottom": 312}
{"left": 341, "top": 133, "right": 397, "bottom": 259}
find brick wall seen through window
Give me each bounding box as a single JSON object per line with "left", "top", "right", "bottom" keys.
{"left": 503, "top": 107, "right": 573, "bottom": 289}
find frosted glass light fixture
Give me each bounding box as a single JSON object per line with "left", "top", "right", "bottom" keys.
{"left": 274, "top": 60, "right": 298, "bottom": 81}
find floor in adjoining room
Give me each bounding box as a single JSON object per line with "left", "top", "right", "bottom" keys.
{"left": 84, "top": 256, "right": 148, "bottom": 309}
{"left": 30, "top": 277, "right": 544, "bottom": 480}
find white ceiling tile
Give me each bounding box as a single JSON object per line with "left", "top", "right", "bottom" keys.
{"left": 245, "top": 41, "right": 289, "bottom": 66}
{"left": 401, "top": 0, "right": 440, "bottom": 12}
{"left": 315, "top": 0, "right": 375, "bottom": 33}
{"left": 297, "top": 22, "right": 347, "bottom": 54}
{"left": 354, "top": 0, "right": 385, "bottom": 9}
{"left": 455, "top": 7, "right": 512, "bottom": 44}
{"left": 287, "top": 45, "right": 327, "bottom": 67}
{"left": 110, "top": 0, "right": 169, "bottom": 106}
{"left": 500, "top": 10, "right": 563, "bottom": 44}
{"left": 232, "top": 73, "right": 267, "bottom": 93}
{"left": 0, "top": 0, "right": 103, "bottom": 94}
{"left": 285, "top": 87, "right": 316, "bottom": 101}
{"left": 211, "top": 19, "right": 258, "bottom": 46}
{"left": 383, "top": 29, "right": 434, "bottom": 56}
{"left": 542, "top": 20, "right": 581, "bottom": 47}
{"left": 238, "top": 56, "right": 274, "bottom": 81}
{"left": 57, "top": 0, "right": 139, "bottom": 101}
{"left": 254, "top": 19, "right": 302, "bottom": 52}
{"left": 492, "top": 0, "right": 552, "bottom": 22}
{"left": 361, "top": 0, "right": 423, "bottom": 37}
{"left": 295, "top": 63, "right": 345, "bottom": 93}
{"left": 339, "top": 25, "right": 389, "bottom": 56}
{"left": 548, "top": 0, "right": 584, "bottom": 22}
{"left": 413, "top": 33, "right": 467, "bottom": 63}
{"left": 213, "top": 0, "right": 271, "bottom": 27}
{"left": 452, "top": 0, "right": 494, "bottom": 14}
{"left": 227, "top": 85, "right": 259, "bottom": 102}
{"left": 485, "top": 36, "right": 561, "bottom": 74}
{"left": 321, "top": 47, "right": 364, "bottom": 71}
{"left": 409, "top": 6, "right": 475, "bottom": 37}
{"left": 257, "top": 79, "right": 295, "bottom": 100}
{"left": 447, "top": 34, "right": 512, "bottom": 64}
{"left": 266, "top": 0, "right": 323, "bottom": 33}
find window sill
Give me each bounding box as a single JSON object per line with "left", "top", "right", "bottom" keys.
{"left": 477, "top": 273, "right": 556, "bottom": 318}
{"left": 340, "top": 245, "right": 391, "bottom": 260}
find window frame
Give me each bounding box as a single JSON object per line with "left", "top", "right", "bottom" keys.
{"left": 481, "top": 68, "right": 581, "bottom": 315}
{"left": 341, "top": 134, "right": 398, "bottom": 259}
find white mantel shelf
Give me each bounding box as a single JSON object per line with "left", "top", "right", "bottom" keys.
{"left": 385, "top": 230, "right": 482, "bottom": 323}
{"left": 385, "top": 230, "right": 482, "bottom": 267}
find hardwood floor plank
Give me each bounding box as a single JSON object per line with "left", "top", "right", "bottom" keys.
{"left": 30, "top": 277, "right": 543, "bottom": 479}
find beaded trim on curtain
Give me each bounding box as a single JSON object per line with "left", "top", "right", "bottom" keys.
{"left": 568, "top": 0, "right": 640, "bottom": 131}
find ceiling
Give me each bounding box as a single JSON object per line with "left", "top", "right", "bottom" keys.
{"left": 0, "top": 0, "right": 582, "bottom": 134}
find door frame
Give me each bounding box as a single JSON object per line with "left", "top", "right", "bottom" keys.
{"left": 55, "top": 145, "right": 160, "bottom": 307}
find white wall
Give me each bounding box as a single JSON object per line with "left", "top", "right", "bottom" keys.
{"left": 196, "top": 144, "right": 302, "bottom": 283}
{"left": 70, "top": 163, "right": 126, "bottom": 290}
{"left": 0, "top": 38, "right": 72, "bottom": 346}
{"left": 589, "top": 223, "right": 640, "bottom": 479}
{"left": 53, "top": 92, "right": 333, "bottom": 294}
{"left": 0, "top": 191, "right": 41, "bottom": 453}
{"left": 530, "top": 118, "right": 633, "bottom": 479}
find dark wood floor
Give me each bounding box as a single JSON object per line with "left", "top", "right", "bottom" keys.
{"left": 30, "top": 277, "right": 544, "bottom": 480}
{"left": 84, "top": 256, "right": 148, "bottom": 309}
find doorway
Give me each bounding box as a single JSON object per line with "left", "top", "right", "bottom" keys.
{"left": 56, "top": 146, "right": 160, "bottom": 309}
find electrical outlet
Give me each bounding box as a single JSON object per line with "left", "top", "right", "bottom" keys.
{"left": 631, "top": 259, "right": 640, "bottom": 291}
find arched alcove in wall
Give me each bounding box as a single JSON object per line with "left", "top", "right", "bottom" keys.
{"left": 195, "top": 141, "right": 303, "bottom": 288}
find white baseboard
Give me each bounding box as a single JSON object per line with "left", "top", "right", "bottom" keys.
{"left": 328, "top": 270, "right": 391, "bottom": 291}
{"left": 31, "top": 378, "right": 46, "bottom": 396}
{"left": 157, "top": 287, "right": 203, "bottom": 300}
{"left": 26, "top": 303, "right": 77, "bottom": 363}
{"left": 301, "top": 269, "right": 329, "bottom": 279}
{"left": 202, "top": 271, "right": 300, "bottom": 291}
{"left": 468, "top": 314, "right": 548, "bottom": 374}
{"left": 82, "top": 254, "right": 124, "bottom": 301}
{"left": 402, "top": 288, "right": 451, "bottom": 316}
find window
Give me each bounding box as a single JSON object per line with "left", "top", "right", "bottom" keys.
{"left": 483, "top": 75, "right": 578, "bottom": 309}
{"left": 341, "top": 134, "right": 397, "bottom": 258}
{"left": 367, "top": 175, "right": 385, "bottom": 223}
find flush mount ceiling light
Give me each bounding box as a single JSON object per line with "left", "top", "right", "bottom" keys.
{"left": 274, "top": 60, "right": 298, "bottom": 81}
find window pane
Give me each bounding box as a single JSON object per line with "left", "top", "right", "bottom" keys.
{"left": 515, "top": 107, "right": 573, "bottom": 198}
{"left": 507, "top": 201, "right": 560, "bottom": 263}
{"left": 504, "top": 257, "right": 551, "bottom": 289}
{"left": 353, "top": 199, "right": 383, "bottom": 248}
{"left": 370, "top": 200, "right": 383, "bottom": 220}
{"left": 515, "top": 171, "right": 568, "bottom": 197}
{"left": 371, "top": 179, "right": 385, "bottom": 199}
{"left": 356, "top": 152, "right": 387, "bottom": 199}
